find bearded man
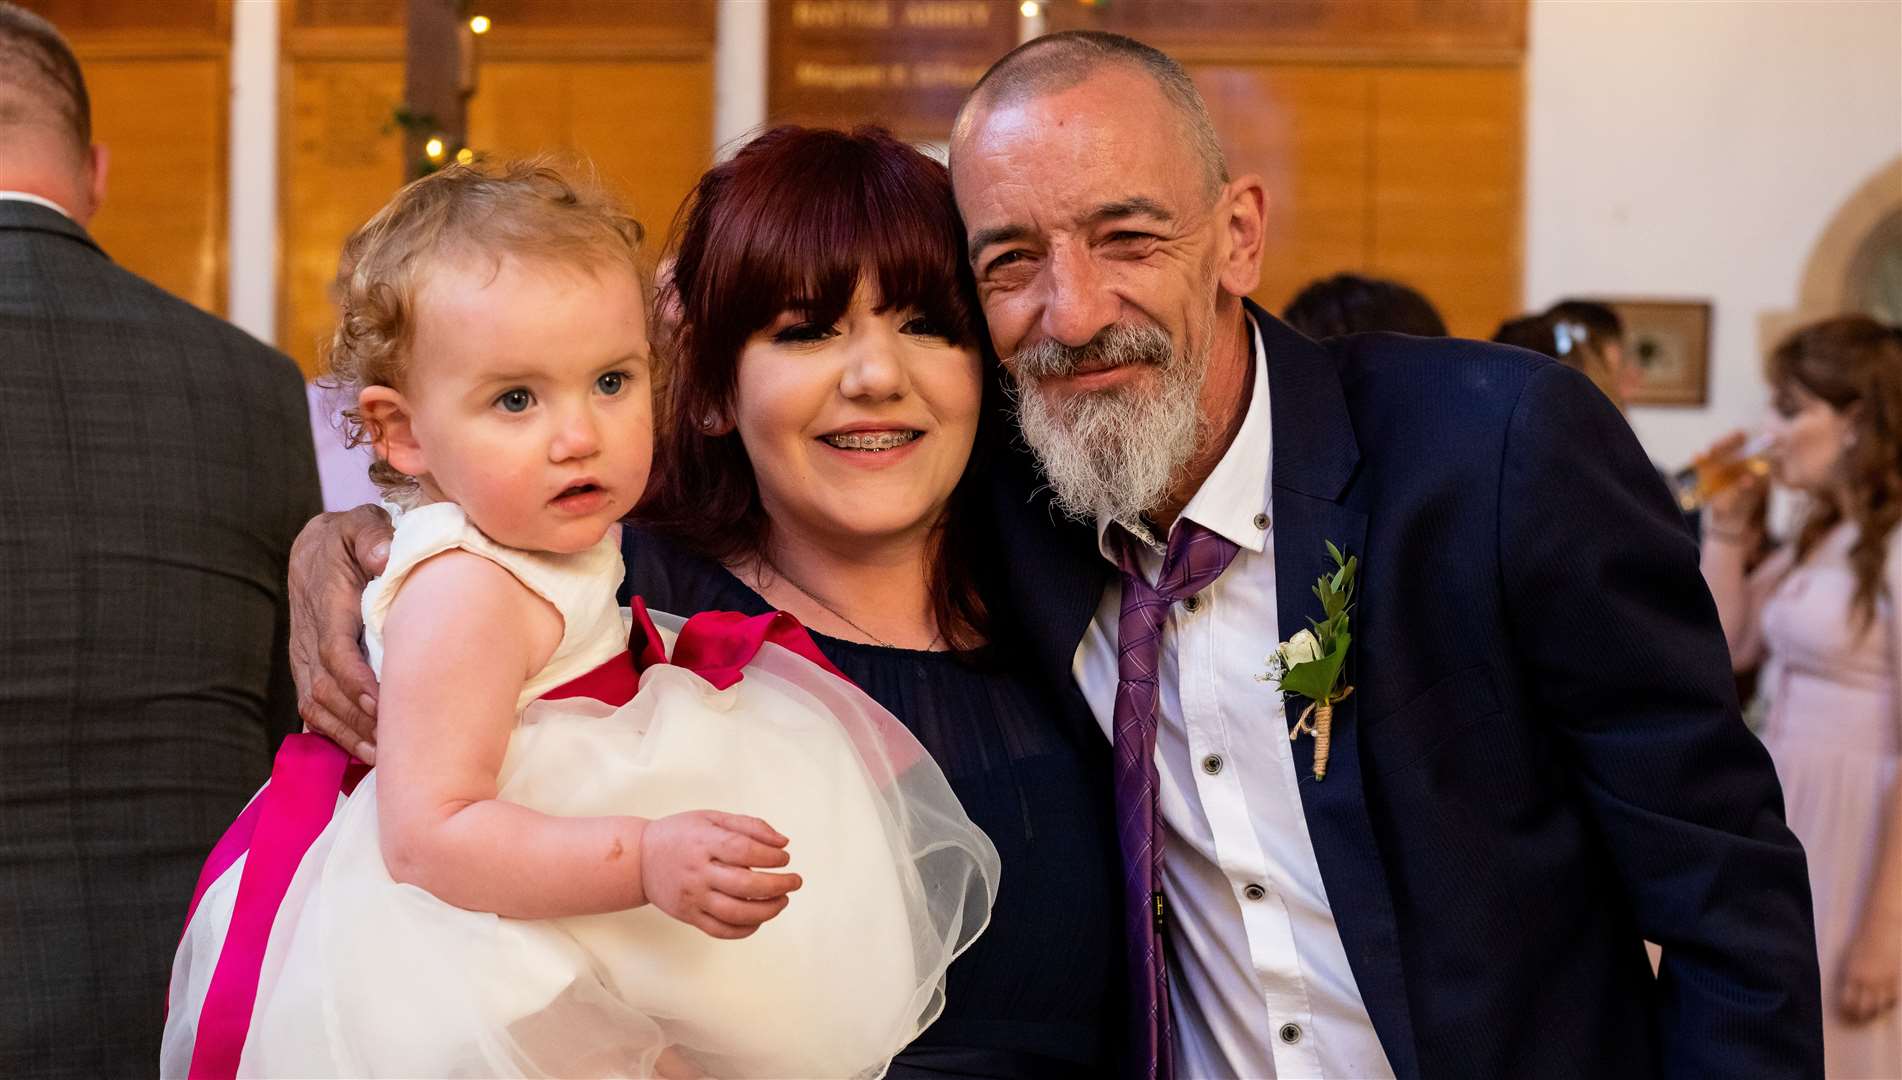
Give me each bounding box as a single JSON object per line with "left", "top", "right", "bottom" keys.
{"left": 948, "top": 29, "right": 1820, "bottom": 1080}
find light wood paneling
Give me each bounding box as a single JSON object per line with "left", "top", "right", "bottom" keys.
{"left": 20, "top": 0, "right": 229, "bottom": 315}
{"left": 1185, "top": 62, "right": 1521, "bottom": 335}
{"left": 83, "top": 56, "right": 227, "bottom": 314}
{"left": 1192, "top": 65, "right": 1373, "bottom": 319}
{"left": 1037, "top": 0, "right": 1524, "bottom": 335}
{"left": 560, "top": 61, "right": 713, "bottom": 236}
{"left": 280, "top": 5, "right": 714, "bottom": 374}
{"left": 25, "top": 0, "right": 222, "bottom": 35}
{"left": 291, "top": 0, "right": 402, "bottom": 28}
{"left": 281, "top": 59, "right": 406, "bottom": 368}
{"left": 1045, "top": 0, "right": 1524, "bottom": 64}
{"left": 467, "top": 58, "right": 714, "bottom": 239}
{"left": 1368, "top": 67, "right": 1522, "bottom": 337}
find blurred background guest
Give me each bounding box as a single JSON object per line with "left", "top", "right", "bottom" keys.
{"left": 1701, "top": 315, "right": 1902, "bottom": 1075}
{"left": 1493, "top": 300, "right": 1637, "bottom": 411}
{"left": 1280, "top": 271, "right": 1447, "bottom": 338}
{"left": 1491, "top": 311, "right": 1553, "bottom": 353}
{"left": 0, "top": 5, "right": 318, "bottom": 1075}
{"left": 1548, "top": 298, "right": 1642, "bottom": 407}
{"left": 1547, "top": 298, "right": 1627, "bottom": 363}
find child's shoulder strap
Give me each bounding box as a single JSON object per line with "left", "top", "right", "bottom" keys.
{"left": 362, "top": 503, "right": 526, "bottom": 641}
{"left": 359, "top": 504, "right": 624, "bottom": 697}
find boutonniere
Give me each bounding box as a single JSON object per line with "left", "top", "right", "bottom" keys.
{"left": 1256, "top": 541, "right": 1357, "bottom": 780}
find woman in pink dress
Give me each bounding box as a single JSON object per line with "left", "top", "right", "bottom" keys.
{"left": 1703, "top": 315, "right": 1902, "bottom": 1076}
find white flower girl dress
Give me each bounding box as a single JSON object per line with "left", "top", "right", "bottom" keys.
{"left": 161, "top": 502, "right": 999, "bottom": 1078}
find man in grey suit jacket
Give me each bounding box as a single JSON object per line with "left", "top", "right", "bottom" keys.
{"left": 0, "top": 6, "right": 320, "bottom": 1075}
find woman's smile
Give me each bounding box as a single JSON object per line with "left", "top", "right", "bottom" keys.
{"left": 817, "top": 428, "right": 922, "bottom": 453}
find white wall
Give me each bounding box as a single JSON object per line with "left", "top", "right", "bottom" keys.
{"left": 227, "top": 0, "right": 279, "bottom": 345}
{"left": 714, "top": 0, "right": 768, "bottom": 159}
{"left": 1525, "top": 0, "right": 1902, "bottom": 467}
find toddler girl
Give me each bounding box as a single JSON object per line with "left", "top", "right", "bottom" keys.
{"left": 160, "top": 160, "right": 997, "bottom": 1079}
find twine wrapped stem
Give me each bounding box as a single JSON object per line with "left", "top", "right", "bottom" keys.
{"left": 1290, "top": 686, "right": 1354, "bottom": 780}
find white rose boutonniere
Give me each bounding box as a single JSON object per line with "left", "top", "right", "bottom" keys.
{"left": 1256, "top": 541, "right": 1357, "bottom": 780}
{"left": 1258, "top": 628, "right": 1320, "bottom": 684}
{"left": 1281, "top": 628, "right": 1322, "bottom": 666}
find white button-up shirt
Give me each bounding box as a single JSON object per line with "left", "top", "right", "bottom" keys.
{"left": 1072, "top": 318, "right": 1394, "bottom": 1078}
{"left": 0, "top": 190, "right": 75, "bottom": 219}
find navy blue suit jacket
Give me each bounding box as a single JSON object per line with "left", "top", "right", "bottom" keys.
{"left": 989, "top": 302, "right": 1822, "bottom": 1078}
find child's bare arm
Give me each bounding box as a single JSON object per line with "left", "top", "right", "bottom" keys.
{"left": 373, "top": 550, "right": 800, "bottom": 925}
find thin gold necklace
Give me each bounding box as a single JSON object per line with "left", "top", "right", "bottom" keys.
{"left": 763, "top": 559, "right": 944, "bottom": 652}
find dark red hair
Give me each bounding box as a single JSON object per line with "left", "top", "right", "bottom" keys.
{"left": 638, "top": 125, "right": 1002, "bottom": 651}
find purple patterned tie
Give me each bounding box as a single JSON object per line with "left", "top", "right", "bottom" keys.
{"left": 1113, "top": 520, "right": 1240, "bottom": 1080}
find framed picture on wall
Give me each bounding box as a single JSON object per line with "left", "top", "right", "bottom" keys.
{"left": 1597, "top": 298, "right": 1713, "bottom": 407}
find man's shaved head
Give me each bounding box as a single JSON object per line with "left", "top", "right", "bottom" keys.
{"left": 0, "top": 1, "right": 90, "bottom": 160}
{"left": 953, "top": 30, "right": 1228, "bottom": 198}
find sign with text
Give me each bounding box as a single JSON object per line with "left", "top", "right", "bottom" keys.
{"left": 769, "top": 0, "right": 1018, "bottom": 138}
{"left": 1045, "top": 0, "right": 1525, "bottom": 61}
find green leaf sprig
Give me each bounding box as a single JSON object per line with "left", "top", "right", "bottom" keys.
{"left": 1277, "top": 540, "right": 1356, "bottom": 704}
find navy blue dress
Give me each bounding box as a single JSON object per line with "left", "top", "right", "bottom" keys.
{"left": 619, "top": 526, "right": 1121, "bottom": 1078}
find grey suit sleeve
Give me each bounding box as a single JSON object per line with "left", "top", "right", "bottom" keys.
{"left": 264, "top": 362, "right": 324, "bottom": 744}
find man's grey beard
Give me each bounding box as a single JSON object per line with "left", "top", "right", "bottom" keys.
{"left": 1007, "top": 320, "right": 1211, "bottom": 528}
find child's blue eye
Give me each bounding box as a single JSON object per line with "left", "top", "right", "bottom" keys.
{"left": 496, "top": 389, "right": 533, "bottom": 413}
{"left": 597, "top": 372, "right": 625, "bottom": 395}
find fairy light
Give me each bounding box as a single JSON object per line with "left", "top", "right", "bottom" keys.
{"left": 1019, "top": 1, "right": 1039, "bottom": 15}
{"left": 469, "top": 14, "right": 491, "bottom": 34}
{"left": 424, "top": 136, "right": 446, "bottom": 161}
{"left": 455, "top": 147, "right": 475, "bottom": 165}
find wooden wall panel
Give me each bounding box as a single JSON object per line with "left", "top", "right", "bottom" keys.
{"left": 1045, "top": 0, "right": 1523, "bottom": 63}
{"left": 466, "top": 58, "right": 714, "bottom": 239}
{"left": 1185, "top": 62, "right": 1521, "bottom": 335}
{"left": 21, "top": 0, "right": 229, "bottom": 315}
{"left": 1041, "top": 0, "right": 1525, "bottom": 335}
{"left": 281, "top": 60, "right": 406, "bottom": 367}
{"left": 82, "top": 56, "right": 227, "bottom": 314}
{"left": 280, "top": 5, "right": 714, "bottom": 374}
{"left": 25, "top": 0, "right": 221, "bottom": 35}
{"left": 1368, "top": 67, "right": 1522, "bottom": 338}
{"left": 291, "top": 0, "right": 401, "bottom": 28}
{"left": 561, "top": 62, "right": 714, "bottom": 235}
{"left": 1192, "top": 65, "right": 1373, "bottom": 320}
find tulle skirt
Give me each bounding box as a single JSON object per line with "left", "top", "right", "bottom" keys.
{"left": 162, "top": 636, "right": 999, "bottom": 1078}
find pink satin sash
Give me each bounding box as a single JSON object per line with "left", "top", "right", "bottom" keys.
{"left": 184, "top": 735, "right": 358, "bottom": 1078}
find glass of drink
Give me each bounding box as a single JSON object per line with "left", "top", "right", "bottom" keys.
{"left": 1670, "top": 433, "right": 1775, "bottom": 513}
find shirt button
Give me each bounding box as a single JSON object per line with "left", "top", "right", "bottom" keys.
{"left": 1243, "top": 882, "right": 1266, "bottom": 901}
{"left": 1279, "top": 1022, "right": 1302, "bottom": 1044}
{"left": 1201, "top": 754, "right": 1223, "bottom": 775}
{"left": 1182, "top": 594, "right": 1202, "bottom": 613}
{"left": 1253, "top": 512, "right": 1270, "bottom": 530}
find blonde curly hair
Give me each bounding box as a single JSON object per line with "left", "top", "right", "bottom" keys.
{"left": 319, "top": 157, "right": 646, "bottom": 498}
